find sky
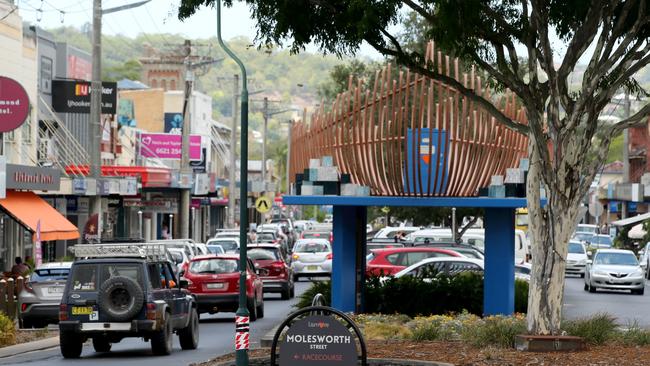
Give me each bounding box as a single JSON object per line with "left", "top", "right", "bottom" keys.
{"left": 16, "top": 0, "right": 384, "bottom": 59}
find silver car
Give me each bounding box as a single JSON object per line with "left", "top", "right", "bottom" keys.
{"left": 19, "top": 262, "right": 72, "bottom": 328}
{"left": 291, "top": 239, "right": 332, "bottom": 281}
{"left": 584, "top": 249, "right": 645, "bottom": 295}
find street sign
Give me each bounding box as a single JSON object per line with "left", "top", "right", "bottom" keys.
{"left": 255, "top": 196, "right": 272, "bottom": 214}
{"left": 381, "top": 206, "right": 390, "bottom": 214}
{"left": 589, "top": 202, "right": 603, "bottom": 218}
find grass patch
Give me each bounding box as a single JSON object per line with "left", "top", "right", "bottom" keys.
{"left": 562, "top": 313, "right": 618, "bottom": 345}
{"left": 460, "top": 314, "right": 527, "bottom": 348}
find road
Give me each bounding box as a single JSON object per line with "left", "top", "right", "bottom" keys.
{"left": 563, "top": 275, "right": 650, "bottom": 327}
{"left": 0, "top": 282, "right": 312, "bottom": 366}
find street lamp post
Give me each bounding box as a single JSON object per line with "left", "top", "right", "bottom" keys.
{"left": 169, "top": 214, "right": 174, "bottom": 240}
{"left": 217, "top": 2, "right": 250, "bottom": 365}
{"left": 137, "top": 210, "right": 143, "bottom": 239}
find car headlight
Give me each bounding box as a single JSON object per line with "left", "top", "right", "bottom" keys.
{"left": 594, "top": 271, "right": 609, "bottom": 276}
{"left": 578, "top": 259, "right": 587, "bottom": 265}
{"left": 632, "top": 269, "right": 644, "bottom": 276}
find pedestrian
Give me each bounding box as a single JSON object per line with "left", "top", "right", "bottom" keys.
{"left": 11, "top": 257, "right": 29, "bottom": 277}
{"left": 162, "top": 225, "right": 170, "bottom": 239}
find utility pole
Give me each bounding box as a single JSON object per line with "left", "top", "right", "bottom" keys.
{"left": 180, "top": 40, "right": 193, "bottom": 239}
{"left": 261, "top": 97, "right": 268, "bottom": 185}
{"left": 285, "top": 119, "right": 292, "bottom": 195}
{"left": 622, "top": 91, "right": 630, "bottom": 219}
{"left": 229, "top": 74, "right": 239, "bottom": 228}
{"left": 89, "top": 0, "right": 103, "bottom": 243}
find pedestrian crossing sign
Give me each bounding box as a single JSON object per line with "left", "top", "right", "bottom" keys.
{"left": 255, "top": 196, "right": 272, "bottom": 214}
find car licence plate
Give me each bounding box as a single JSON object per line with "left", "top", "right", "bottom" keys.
{"left": 206, "top": 283, "right": 224, "bottom": 289}
{"left": 306, "top": 265, "right": 318, "bottom": 271}
{"left": 71, "top": 306, "right": 93, "bottom": 315}
{"left": 48, "top": 287, "right": 64, "bottom": 294}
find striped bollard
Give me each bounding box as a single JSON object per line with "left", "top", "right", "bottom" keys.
{"left": 235, "top": 315, "right": 250, "bottom": 351}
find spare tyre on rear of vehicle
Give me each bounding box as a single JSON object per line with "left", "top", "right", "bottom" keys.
{"left": 97, "top": 276, "right": 144, "bottom": 321}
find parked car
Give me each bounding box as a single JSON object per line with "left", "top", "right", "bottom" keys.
{"left": 214, "top": 229, "right": 240, "bottom": 238}
{"left": 584, "top": 249, "right": 645, "bottom": 295}
{"left": 206, "top": 244, "right": 225, "bottom": 255}
{"left": 573, "top": 233, "right": 613, "bottom": 248}
{"left": 247, "top": 244, "right": 294, "bottom": 299}
{"left": 515, "top": 262, "right": 532, "bottom": 282}
{"left": 59, "top": 244, "right": 198, "bottom": 358}
{"left": 150, "top": 239, "right": 201, "bottom": 258}
{"left": 566, "top": 241, "right": 588, "bottom": 277}
{"left": 300, "top": 230, "right": 333, "bottom": 243}
{"left": 366, "top": 247, "right": 462, "bottom": 276}
{"left": 394, "top": 257, "right": 485, "bottom": 279}
{"left": 373, "top": 226, "right": 421, "bottom": 240}
{"left": 366, "top": 241, "right": 406, "bottom": 255}
{"left": 206, "top": 237, "right": 240, "bottom": 253}
{"left": 413, "top": 241, "right": 485, "bottom": 259}
{"left": 168, "top": 247, "right": 190, "bottom": 273}
{"left": 576, "top": 224, "right": 599, "bottom": 234}
{"left": 639, "top": 242, "right": 650, "bottom": 279}
{"left": 291, "top": 239, "right": 332, "bottom": 281}
{"left": 180, "top": 255, "right": 265, "bottom": 319}
{"left": 19, "top": 262, "right": 72, "bottom": 328}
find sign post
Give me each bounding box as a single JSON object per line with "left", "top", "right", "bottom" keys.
{"left": 35, "top": 220, "right": 42, "bottom": 267}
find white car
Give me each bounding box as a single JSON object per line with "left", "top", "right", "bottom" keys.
{"left": 291, "top": 239, "right": 332, "bottom": 281}
{"left": 515, "top": 262, "right": 532, "bottom": 282}
{"left": 167, "top": 247, "right": 190, "bottom": 273}
{"left": 566, "top": 241, "right": 588, "bottom": 277}
{"left": 206, "top": 237, "right": 240, "bottom": 253}
{"left": 576, "top": 224, "right": 598, "bottom": 234}
{"left": 394, "top": 257, "right": 484, "bottom": 279}
{"left": 639, "top": 242, "right": 650, "bottom": 280}
{"left": 584, "top": 249, "right": 645, "bottom": 295}
{"left": 374, "top": 226, "right": 421, "bottom": 240}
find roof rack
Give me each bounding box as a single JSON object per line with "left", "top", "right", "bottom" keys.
{"left": 70, "top": 243, "right": 169, "bottom": 261}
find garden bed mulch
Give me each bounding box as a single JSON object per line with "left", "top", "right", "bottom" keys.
{"left": 196, "top": 340, "right": 650, "bottom": 366}
{"left": 0, "top": 329, "right": 57, "bottom": 349}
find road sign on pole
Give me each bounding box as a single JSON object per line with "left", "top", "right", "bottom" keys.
{"left": 589, "top": 202, "right": 603, "bottom": 218}
{"left": 255, "top": 196, "right": 272, "bottom": 214}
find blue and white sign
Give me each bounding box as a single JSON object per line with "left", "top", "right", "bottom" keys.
{"left": 405, "top": 128, "right": 450, "bottom": 195}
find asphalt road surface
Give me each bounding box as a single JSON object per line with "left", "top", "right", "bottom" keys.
{"left": 0, "top": 281, "right": 314, "bottom": 366}
{"left": 563, "top": 274, "right": 650, "bottom": 327}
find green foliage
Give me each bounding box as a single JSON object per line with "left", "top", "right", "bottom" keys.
{"left": 317, "top": 60, "right": 382, "bottom": 103}
{"left": 296, "top": 275, "right": 529, "bottom": 318}
{"left": 103, "top": 59, "right": 143, "bottom": 82}
{"left": 294, "top": 280, "right": 330, "bottom": 309}
{"left": 562, "top": 313, "right": 618, "bottom": 345}
{"left": 606, "top": 132, "right": 624, "bottom": 164}
{"left": 459, "top": 314, "right": 527, "bottom": 348}
{"left": 0, "top": 313, "right": 16, "bottom": 347}
{"left": 620, "top": 321, "right": 650, "bottom": 346}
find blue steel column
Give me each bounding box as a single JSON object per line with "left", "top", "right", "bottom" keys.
{"left": 484, "top": 207, "right": 515, "bottom": 315}
{"left": 332, "top": 205, "right": 360, "bottom": 312}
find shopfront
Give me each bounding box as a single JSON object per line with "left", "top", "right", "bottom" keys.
{"left": 0, "top": 164, "right": 79, "bottom": 271}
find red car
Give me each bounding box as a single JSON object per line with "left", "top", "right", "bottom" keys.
{"left": 247, "top": 244, "right": 295, "bottom": 300}
{"left": 180, "top": 255, "right": 265, "bottom": 321}
{"left": 366, "top": 247, "right": 463, "bottom": 276}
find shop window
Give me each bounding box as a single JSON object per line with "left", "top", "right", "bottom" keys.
{"left": 170, "top": 79, "right": 176, "bottom": 90}
{"left": 22, "top": 117, "right": 32, "bottom": 143}
{"left": 151, "top": 79, "right": 158, "bottom": 88}
{"left": 161, "top": 79, "right": 167, "bottom": 90}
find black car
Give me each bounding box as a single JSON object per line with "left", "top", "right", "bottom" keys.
{"left": 58, "top": 244, "right": 199, "bottom": 358}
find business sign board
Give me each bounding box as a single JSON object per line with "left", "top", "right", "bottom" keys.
{"left": 0, "top": 77, "right": 30, "bottom": 133}
{"left": 6, "top": 164, "right": 60, "bottom": 191}
{"left": 51, "top": 80, "right": 117, "bottom": 114}
{"left": 123, "top": 197, "right": 178, "bottom": 213}
{"left": 139, "top": 133, "right": 201, "bottom": 160}
{"left": 117, "top": 99, "right": 136, "bottom": 127}
{"left": 279, "top": 315, "right": 357, "bottom": 366}
{"left": 164, "top": 112, "right": 183, "bottom": 133}
{"left": 405, "top": 128, "right": 450, "bottom": 195}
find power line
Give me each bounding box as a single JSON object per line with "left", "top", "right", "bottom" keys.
{"left": 0, "top": 6, "right": 18, "bottom": 21}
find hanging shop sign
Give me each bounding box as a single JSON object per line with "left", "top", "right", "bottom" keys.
{"left": 0, "top": 77, "right": 30, "bottom": 133}
{"left": 119, "top": 177, "right": 138, "bottom": 195}
{"left": 123, "top": 197, "right": 178, "bottom": 213}
{"left": 51, "top": 80, "right": 117, "bottom": 114}
{"left": 193, "top": 173, "right": 210, "bottom": 195}
{"left": 139, "top": 133, "right": 202, "bottom": 160}
{"left": 6, "top": 164, "right": 60, "bottom": 191}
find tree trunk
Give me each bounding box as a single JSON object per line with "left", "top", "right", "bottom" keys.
{"left": 526, "top": 140, "right": 581, "bottom": 335}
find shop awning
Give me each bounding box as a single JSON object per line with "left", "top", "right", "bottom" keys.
{"left": 611, "top": 212, "right": 650, "bottom": 227}
{"left": 0, "top": 191, "right": 80, "bottom": 241}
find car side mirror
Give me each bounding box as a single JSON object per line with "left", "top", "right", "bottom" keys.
{"left": 586, "top": 259, "right": 592, "bottom": 265}
{"left": 640, "top": 262, "right": 648, "bottom": 268}
{"left": 179, "top": 279, "right": 189, "bottom": 289}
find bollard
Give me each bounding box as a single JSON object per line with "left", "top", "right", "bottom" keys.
{"left": 0, "top": 279, "right": 6, "bottom": 315}
{"left": 7, "top": 278, "right": 16, "bottom": 320}
{"left": 15, "top": 276, "right": 23, "bottom": 296}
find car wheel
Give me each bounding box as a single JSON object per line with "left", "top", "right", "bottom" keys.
{"left": 588, "top": 282, "right": 597, "bottom": 293}
{"left": 92, "top": 338, "right": 112, "bottom": 353}
{"left": 60, "top": 331, "right": 83, "bottom": 359}
{"left": 289, "top": 284, "right": 295, "bottom": 298}
{"left": 21, "top": 318, "right": 34, "bottom": 329}
{"left": 151, "top": 313, "right": 173, "bottom": 355}
{"left": 178, "top": 308, "right": 199, "bottom": 350}
{"left": 293, "top": 274, "right": 299, "bottom": 282}
{"left": 580, "top": 273, "right": 585, "bottom": 278}
{"left": 281, "top": 285, "right": 291, "bottom": 300}
{"left": 633, "top": 288, "right": 645, "bottom": 295}
{"left": 256, "top": 299, "right": 265, "bottom": 319}
{"left": 248, "top": 298, "right": 258, "bottom": 322}
{"left": 583, "top": 282, "right": 589, "bottom": 291}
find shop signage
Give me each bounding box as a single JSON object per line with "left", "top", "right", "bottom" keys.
{"left": 608, "top": 183, "right": 643, "bottom": 202}
{"left": 139, "top": 133, "right": 202, "bottom": 160}
{"left": 67, "top": 197, "right": 78, "bottom": 212}
{"left": 0, "top": 77, "right": 30, "bottom": 133}
{"left": 190, "top": 148, "right": 207, "bottom": 173}
{"left": 0, "top": 156, "right": 5, "bottom": 199}
{"left": 193, "top": 173, "right": 210, "bottom": 195}
{"left": 72, "top": 178, "right": 87, "bottom": 194}
{"left": 123, "top": 197, "right": 178, "bottom": 213}
{"left": 119, "top": 177, "right": 138, "bottom": 195}
{"left": 97, "top": 179, "right": 111, "bottom": 195}
{"left": 164, "top": 112, "right": 183, "bottom": 133}
{"left": 51, "top": 80, "right": 117, "bottom": 114}
{"left": 107, "top": 197, "right": 122, "bottom": 208}
{"left": 279, "top": 315, "right": 358, "bottom": 366}
{"left": 77, "top": 197, "right": 89, "bottom": 214}
{"left": 6, "top": 164, "right": 60, "bottom": 191}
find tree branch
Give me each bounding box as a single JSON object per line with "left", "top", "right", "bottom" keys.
{"left": 557, "top": 1, "right": 604, "bottom": 81}
{"left": 401, "top": 0, "right": 435, "bottom": 23}
{"left": 613, "top": 103, "right": 650, "bottom": 131}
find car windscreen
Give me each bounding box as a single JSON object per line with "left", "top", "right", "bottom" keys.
{"left": 248, "top": 248, "right": 280, "bottom": 261}
{"left": 593, "top": 236, "right": 612, "bottom": 246}
{"left": 209, "top": 240, "right": 238, "bottom": 252}
{"left": 258, "top": 233, "right": 276, "bottom": 241}
{"left": 594, "top": 252, "right": 638, "bottom": 266}
{"left": 31, "top": 268, "right": 69, "bottom": 282}
{"left": 189, "top": 258, "right": 239, "bottom": 274}
{"left": 207, "top": 245, "right": 224, "bottom": 254}
{"left": 573, "top": 233, "right": 594, "bottom": 242}
{"left": 294, "top": 242, "right": 330, "bottom": 253}
{"left": 568, "top": 242, "right": 585, "bottom": 254}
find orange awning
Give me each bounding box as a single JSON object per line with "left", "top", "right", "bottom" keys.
{"left": 0, "top": 191, "right": 80, "bottom": 241}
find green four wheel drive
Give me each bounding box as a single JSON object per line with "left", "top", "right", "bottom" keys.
{"left": 58, "top": 244, "right": 199, "bottom": 358}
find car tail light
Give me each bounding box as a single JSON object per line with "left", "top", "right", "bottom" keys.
{"left": 146, "top": 303, "right": 157, "bottom": 320}
{"left": 59, "top": 304, "right": 68, "bottom": 321}
{"left": 326, "top": 253, "right": 333, "bottom": 260}
{"left": 24, "top": 282, "right": 34, "bottom": 293}
{"left": 21, "top": 303, "right": 27, "bottom": 312}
